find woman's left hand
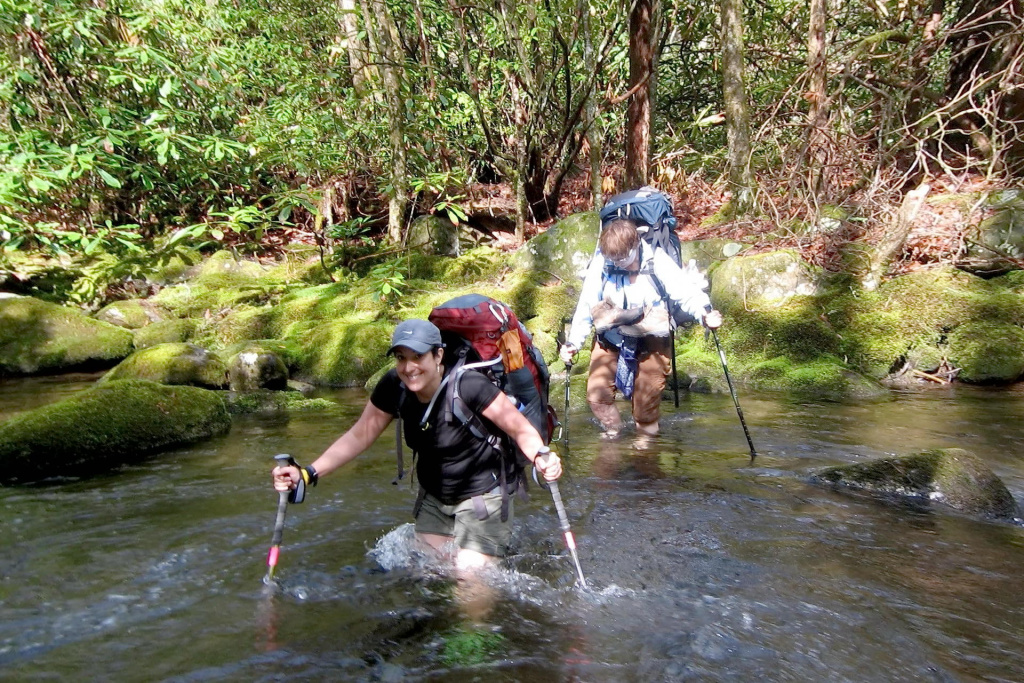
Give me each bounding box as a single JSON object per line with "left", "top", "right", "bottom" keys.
{"left": 535, "top": 450, "right": 563, "bottom": 482}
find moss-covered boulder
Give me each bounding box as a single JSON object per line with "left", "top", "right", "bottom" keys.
{"left": 133, "top": 318, "right": 196, "bottom": 349}
{"left": 291, "top": 318, "right": 394, "bottom": 386}
{"left": 0, "top": 379, "right": 230, "bottom": 484}
{"left": 227, "top": 346, "right": 289, "bottom": 392}
{"left": 828, "top": 266, "right": 1024, "bottom": 379}
{"left": 710, "top": 250, "right": 823, "bottom": 313}
{"left": 945, "top": 321, "right": 1024, "bottom": 383}
{"left": 406, "top": 214, "right": 460, "bottom": 256}
{"left": 0, "top": 295, "right": 134, "bottom": 376}
{"left": 511, "top": 211, "right": 599, "bottom": 282}
{"left": 812, "top": 448, "right": 1020, "bottom": 521}
{"left": 94, "top": 298, "right": 168, "bottom": 329}
{"left": 151, "top": 250, "right": 284, "bottom": 318}
{"left": 678, "top": 238, "right": 747, "bottom": 272}
{"left": 225, "top": 389, "right": 335, "bottom": 414}
{"left": 102, "top": 343, "right": 228, "bottom": 388}
{"left": 746, "top": 355, "right": 889, "bottom": 401}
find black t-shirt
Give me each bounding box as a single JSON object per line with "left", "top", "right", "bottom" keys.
{"left": 371, "top": 368, "right": 514, "bottom": 504}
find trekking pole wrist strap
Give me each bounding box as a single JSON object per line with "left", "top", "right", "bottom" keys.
{"left": 300, "top": 464, "right": 318, "bottom": 487}
{"left": 286, "top": 456, "right": 317, "bottom": 504}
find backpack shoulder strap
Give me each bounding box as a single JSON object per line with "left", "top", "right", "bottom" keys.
{"left": 393, "top": 384, "right": 407, "bottom": 484}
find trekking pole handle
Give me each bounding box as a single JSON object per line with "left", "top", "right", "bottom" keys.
{"left": 537, "top": 447, "right": 570, "bottom": 532}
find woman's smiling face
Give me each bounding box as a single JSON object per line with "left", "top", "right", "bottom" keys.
{"left": 393, "top": 346, "right": 443, "bottom": 398}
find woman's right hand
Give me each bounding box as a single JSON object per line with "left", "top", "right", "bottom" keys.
{"left": 272, "top": 465, "right": 300, "bottom": 492}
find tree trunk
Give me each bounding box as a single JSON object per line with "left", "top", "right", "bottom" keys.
{"left": 720, "top": 0, "right": 755, "bottom": 214}
{"left": 862, "top": 183, "right": 931, "bottom": 290}
{"left": 340, "top": 0, "right": 370, "bottom": 95}
{"left": 582, "top": 0, "right": 603, "bottom": 208}
{"left": 946, "top": 0, "right": 1024, "bottom": 172}
{"left": 361, "top": 0, "right": 409, "bottom": 245}
{"left": 805, "top": 0, "right": 829, "bottom": 197}
{"left": 625, "top": 0, "right": 655, "bottom": 189}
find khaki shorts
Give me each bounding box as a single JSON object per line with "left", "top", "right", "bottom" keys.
{"left": 415, "top": 489, "right": 513, "bottom": 558}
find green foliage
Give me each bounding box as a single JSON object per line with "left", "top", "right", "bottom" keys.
{"left": 369, "top": 259, "right": 407, "bottom": 307}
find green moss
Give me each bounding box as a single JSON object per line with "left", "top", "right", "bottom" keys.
{"left": 720, "top": 306, "right": 839, "bottom": 361}
{"left": 133, "top": 319, "right": 196, "bottom": 349}
{"left": 0, "top": 296, "right": 134, "bottom": 375}
{"left": 0, "top": 379, "right": 230, "bottom": 484}
{"left": 946, "top": 321, "right": 1024, "bottom": 382}
{"left": 209, "top": 305, "right": 277, "bottom": 348}
{"left": 226, "top": 389, "right": 335, "bottom": 414}
{"left": 438, "top": 247, "right": 504, "bottom": 284}
{"left": 223, "top": 339, "right": 301, "bottom": 368}
{"left": 101, "top": 343, "right": 228, "bottom": 388}
{"left": 828, "top": 266, "right": 1024, "bottom": 378}
{"left": 94, "top": 299, "right": 168, "bottom": 329}
{"left": 441, "top": 626, "right": 506, "bottom": 667}
{"left": 292, "top": 319, "right": 393, "bottom": 386}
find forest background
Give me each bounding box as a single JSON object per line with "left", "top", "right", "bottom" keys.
{"left": 1, "top": 0, "right": 1022, "bottom": 304}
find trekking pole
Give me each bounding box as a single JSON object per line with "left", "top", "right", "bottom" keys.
{"left": 264, "top": 454, "right": 294, "bottom": 585}
{"left": 669, "top": 328, "right": 680, "bottom": 407}
{"left": 538, "top": 448, "right": 587, "bottom": 589}
{"left": 704, "top": 310, "right": 757, "bottom": 462}
{"left": 562, "top": 361, "right": 572, "bottom": 449}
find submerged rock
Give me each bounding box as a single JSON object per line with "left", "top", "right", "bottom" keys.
{"left": 101, "top": 342, "right": 228, "bottom": 389}
{"left": 0, "top": 295, "right": 134, "bottom": 376}
{"left": 0, "top": 379, "right": 230, "bottom": 484}
{"left": 812, "top": 448, "right": 1021, "bottom": 522}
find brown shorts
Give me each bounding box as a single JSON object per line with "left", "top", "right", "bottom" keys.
{"left": 586, "top": 335, "right": 672, "bottom": 424}
{"left": 414, "top": 489, "right": 513, "bottom": 557}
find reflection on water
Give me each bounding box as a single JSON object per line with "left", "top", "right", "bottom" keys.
{"left": 1, "top": 376, "right": 1023, "bottom": 681}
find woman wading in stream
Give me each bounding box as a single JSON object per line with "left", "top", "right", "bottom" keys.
{"left": 272, "top": 318, "right": 562, "bottom": 572}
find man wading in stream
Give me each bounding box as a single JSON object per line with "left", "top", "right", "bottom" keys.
{"left": 272, "top": 319, "right": 562, "bottom": 573}
{"left": 559, "top": 218, "right": 723, "bottom": 440}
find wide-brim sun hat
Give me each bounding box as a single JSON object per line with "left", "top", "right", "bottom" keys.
{"left": 387, "top": 319, "right": 444, "bottom": 355}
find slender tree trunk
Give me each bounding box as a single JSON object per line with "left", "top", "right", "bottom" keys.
{"left": 625, "top": 0, "right": 654, "bottom": 189}
{"left": 720, "top": 0, "right": 755, "bottom": 214}
{"left": 341, "top": 0, "right": 370, "bottom": 95}
{"left": 580, "top": 0, "right": 602, "bottom": 208}
{"left": 361, "top": 0, "right": 409, "bottom": 244}
{"left": 806, "top": 0, "right": 829, "bottom": 197}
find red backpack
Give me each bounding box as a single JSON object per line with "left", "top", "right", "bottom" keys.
{"left": 428, "top": 294, "right": 554, "bottom": 443}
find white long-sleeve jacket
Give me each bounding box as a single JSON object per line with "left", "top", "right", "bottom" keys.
{"left": 566, "top": 242, "right": 711, "bottom": 350}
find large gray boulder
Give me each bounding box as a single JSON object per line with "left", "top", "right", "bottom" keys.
{"left": 0, "top": 379, "right": 230, "bottom": 484}
{"left": 811, "top": 448, "right": 1020, "bottom": 521}
{"left": 101, "top": 342, "right": 228, "bottom": 389}
{"left": 710, "top": 250, "right": 823, "bottom": 313}
{"left": 406, "top": 214, "right": 461, "bottom": 256}
{"left": 0, "top": 295, "right": 134, "bottom": 376}
{"left": 959, "top": 189, "right": 1024, "bottom": 275}
{"left": 511, "top": 211, "right": 599, "bottom": 282}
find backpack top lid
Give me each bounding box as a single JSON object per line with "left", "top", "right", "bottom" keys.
{"left": 598, "top": 186, "right": 680, "bottom": 264}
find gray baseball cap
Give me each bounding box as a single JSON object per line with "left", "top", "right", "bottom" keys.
{"left": 387, "top": 319, "right": 444, "bottom": 355}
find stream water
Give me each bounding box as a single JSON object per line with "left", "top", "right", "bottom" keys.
{"left": 1, "top": 375, "right": 1023, "bottom": 682}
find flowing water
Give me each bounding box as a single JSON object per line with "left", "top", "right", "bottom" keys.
{"left": 1, "top": 375, "right": 1023, "bottom": 682}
